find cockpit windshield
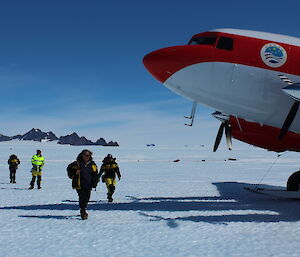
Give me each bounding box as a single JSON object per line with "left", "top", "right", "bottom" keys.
{"left": 189, "top": 36, "right": 217, "bottom": 46}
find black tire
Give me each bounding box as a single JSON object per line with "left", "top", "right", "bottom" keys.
{"left": 287, "top": 171, "right": 300, "bottom": 191}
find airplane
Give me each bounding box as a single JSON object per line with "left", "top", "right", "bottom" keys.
{"left": 143, "top": 28, "right": 300, "bottom": 191}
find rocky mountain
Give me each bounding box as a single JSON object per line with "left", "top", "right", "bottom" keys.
{"left": 21, "top": 128, "right": 58, "bottom": 142}
{"left": 58, "top": 134, "right": 119, "bottom": 146}
{"left": 0, "top": 134, "right": 12, "bottom": 142}
{"left": 0, "top": 129, "right": 58, "bottom": 142}
{"left": 0, "top": 129, "right": 119, "bottom": 146}
{"left": 94, "top": 138, "right": 107, "bottom": 146}
{"left": 58, "top": 133, "right": 94, "bottom": 146}
{"left": 11, "top": 135, "right": 23, "bottom": 140}
{"left": 106, "top": 141, "right": 119, "bottom": 146}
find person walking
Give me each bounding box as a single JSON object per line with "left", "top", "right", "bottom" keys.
{"left": 67, "top": 150, "right": 99, "bottom": 220}
{"left": 99, "top": 154, "right": 121, "bottom": 202}
{"left": 8, "top": 154, "right": 20, "bottom": 183}
{"left": 29, "top": 150, "right": 45, "bottom": 189}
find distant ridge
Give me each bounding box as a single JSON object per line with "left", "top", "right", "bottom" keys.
{"left": 106, "top": 141, "right": 119, "bottom": 146}
{"left": 0, "top": 134, "right": 12, "bottom": 142}
{"left": 0, "top": 128, "right": 119, "bottom": 146}
{"left": 21, "top": 128, "right": 58, "bottom": 142}
{"left": 58, "top": 132, "right": 94, "bottom": 146}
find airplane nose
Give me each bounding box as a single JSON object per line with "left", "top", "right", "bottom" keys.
{"left": 143, "top": 46, "right": 198, "bottom": 83}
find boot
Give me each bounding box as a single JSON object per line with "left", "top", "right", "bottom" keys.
{"left": 107, "top": 193, "right": 113, "bottom": 202}
{"left": 80, "top": 209, "right": 88, "bottom": 220}
{"left": 107, "top": 185, "right": 115, "bottom": 202}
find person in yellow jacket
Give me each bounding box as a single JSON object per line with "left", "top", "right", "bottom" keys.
{"left": 29, "top": 150, "right": 45, "bottom": 189}
{"left": 99, "top": 154, "right": 121, "bottom": 202}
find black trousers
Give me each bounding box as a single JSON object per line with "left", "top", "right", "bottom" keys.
{"left": 9, "top": 168, "right": 16, "bottom": 182}
{"left": 30, "top": 175, "right": 42, "bottom": 188}
{"left": 76, "top": 187, "right": 91, "bottom": 210}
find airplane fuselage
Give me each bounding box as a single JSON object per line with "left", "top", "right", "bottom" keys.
{"left": 143, "top": 29, "right": 300, "bottom": 152}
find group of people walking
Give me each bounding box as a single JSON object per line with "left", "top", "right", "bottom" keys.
{"left": 7, "top": 149, "right": 122, "bottom": 220}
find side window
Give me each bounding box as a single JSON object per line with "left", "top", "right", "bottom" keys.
{"left": 189, "top": 36, "right": 217, "bottom": 46}
{"left": 217, "top": 37, "right": 233, "bottom": 50}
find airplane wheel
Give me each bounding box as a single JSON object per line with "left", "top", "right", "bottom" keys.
{"left": 287, "top": 171, "right": 300, "bottom": 191}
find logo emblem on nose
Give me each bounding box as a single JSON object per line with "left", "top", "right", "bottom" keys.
{"left": 260, "top": 43, "right": 287, "bottom": 68}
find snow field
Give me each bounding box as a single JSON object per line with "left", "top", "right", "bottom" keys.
{"left": 0, "top": 141, "right": 300, "bottom": 256}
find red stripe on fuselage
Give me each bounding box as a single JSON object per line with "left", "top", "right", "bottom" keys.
{"left": 193, "top": 31, "right": 297, "bottom": 74}
{"left": 143, "top": 45, "right": 215, "bottom": 83}
{"left": 143, "top": 31, "right": 300, "bottom": 83}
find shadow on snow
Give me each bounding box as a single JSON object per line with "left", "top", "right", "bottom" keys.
{"left": 2, "top": 182, "right": 300, "bottom": 225}
{"left": 19, "top": 215, "right": 81, "bottom": 220}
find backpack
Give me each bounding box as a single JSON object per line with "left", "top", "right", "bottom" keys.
{"left": 67, "top": 161, "right": 78, "bottom": 179}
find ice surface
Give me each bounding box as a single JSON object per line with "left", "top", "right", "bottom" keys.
{"left": 1, "top": 141, "right": 300, "bottom": 257}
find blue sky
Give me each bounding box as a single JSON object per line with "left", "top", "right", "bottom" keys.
{"left": 0, "top": 0, "right": 299, "bottom": 146}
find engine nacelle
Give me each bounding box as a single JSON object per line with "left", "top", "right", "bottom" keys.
{"left": 229, "top": 117, "right": 300, "bottom": 152}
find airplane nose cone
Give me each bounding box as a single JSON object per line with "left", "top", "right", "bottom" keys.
{"left": 143, "top": 46, "right": 196, "bottom": 83}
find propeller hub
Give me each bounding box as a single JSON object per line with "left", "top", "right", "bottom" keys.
{"left": 212, "top": 111, "right": 230, "bottom": 122}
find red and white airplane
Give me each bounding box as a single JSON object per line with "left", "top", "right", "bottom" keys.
{"left": 143, "top": 28, "right": 300, "bottom": 153}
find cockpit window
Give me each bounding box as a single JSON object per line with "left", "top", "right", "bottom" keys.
{"left": 216, "top": 37, "right": 233, "bottom": 50}
{"left": 189, "top": 36, "right": 217, "bottom": 46}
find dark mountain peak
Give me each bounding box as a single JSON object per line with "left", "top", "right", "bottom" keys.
{"left": 21, "top": 128, "right": 58, "bottom": 142}
{"left": 58, "top": 133, "right": 94, "bottom": 146}
{"left": 30, "top": 128, "right": 42, "bottom": 132}
{"left": 106, "top": 141, "right": 119, "bottom": 147}
{"left": 95, "top": 138, "right": 107, "bottom": 146}
{"left": 0, "top": 134, "right": 12, "bottom": 142}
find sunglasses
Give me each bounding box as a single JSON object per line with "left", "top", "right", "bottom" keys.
{"left": 84, "top": 154, "right": 91, "bottom": 157}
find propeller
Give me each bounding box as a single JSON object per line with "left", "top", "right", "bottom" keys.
{"left": 278, "top": 101, "right": 299, "bottom": 140}
{"left": 213, "top": 120, "right": 232, "bottom": 152}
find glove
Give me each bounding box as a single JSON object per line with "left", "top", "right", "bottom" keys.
{"left": 118, "top": 175, "right": 121, "bottom": 181}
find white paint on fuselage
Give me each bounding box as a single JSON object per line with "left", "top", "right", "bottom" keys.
{"left": 163, "top": 62, "right": 300, "bottom": 133}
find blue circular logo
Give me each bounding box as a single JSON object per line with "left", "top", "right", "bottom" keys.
{"left": 260, "top": 43, "right": 287, "bottom": 68}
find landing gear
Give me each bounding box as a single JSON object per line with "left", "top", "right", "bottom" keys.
{"left": 287, "top": 171, "right": 300, "bottom": 191}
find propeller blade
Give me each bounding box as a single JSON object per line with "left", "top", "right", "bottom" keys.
{"left": 278, "top": 101, "right": 299, "bottom": 140}
{"left": 224, "top": 122, "right": 232, "bottom": 150}
{"left": 213, "top": 123, "right": 225, "bottom": 152}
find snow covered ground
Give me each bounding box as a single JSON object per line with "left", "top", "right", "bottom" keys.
{"left": 1, "top": 141, "right": 300, "bottom": 257}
